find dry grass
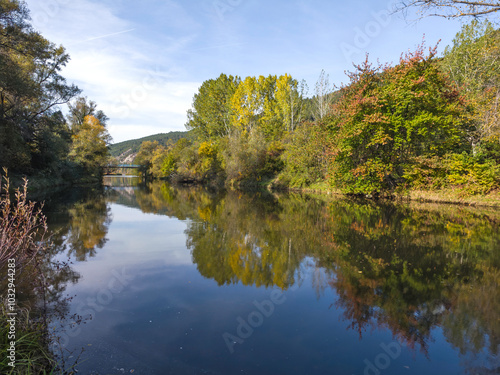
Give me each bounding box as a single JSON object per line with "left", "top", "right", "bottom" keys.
{"left": 0, "top": 171, "right": 48, "bottom": 272}
{"left": 405, "top": 188, "right": 500, "bottom": 208}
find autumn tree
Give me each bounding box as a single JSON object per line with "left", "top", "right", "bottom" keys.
{"left": 274, "top": 74, "right": 307, "bottom": 133}
{"left": 230, "top": 74, "right": 305, "bottom": 139}
{"left": 134, "top": 140, "right": 164, "bottom": 177}
{"left": 230, "top": 75, "right": 276, "bottom": 134}
{"left": 68, "top": 96, "right": 109, "bottom": 131}
{"left": 327, "top": 46, "right": 472, "bottom": 195}
{"left": 69, "top": 115, "right": 111, "bottom": 177}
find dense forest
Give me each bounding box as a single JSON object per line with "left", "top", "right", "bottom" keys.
{"left": 135, "top": 20, "right": 500, "bottom": 197}
{"left": 0, "top": 0, "right": 111, "bottom": 186}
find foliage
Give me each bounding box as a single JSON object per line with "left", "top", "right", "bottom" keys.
{"left": 134, "top": 140, "right": 163, "bottom": 176}
{"left": 67, "top": 97, "right": 108, "bottom": 131}
{"left": 0, "top": 0, "right": 80, "bottom": 174}
{"left": 69, "top": 115, "right": 111, "bottom": 178}
{"left": 279, "top": 121, "right": 330, "bottom": 187}
{"left": 441, "top": 20, "right": 500, "bottom": 156}
{"left": 229, "top": 74, "right": 306, "bottom": 140}
{"left": 327, "top": 46, "right": 472, "bottom": 195}
{"left": 0, "top": 174, "right": 56, "bottom": 373}
{"left": 161, "top": 138, "right": 192, "bottom": 176}
{"left": 0, "top": 2, "right": 111, "bottom": 186}
{"left": 223, "top": 130, "right": 283, "bottom": 186}
{"left": 186, "top": 74, "right": 240, "bottom": 140}
{"left": 0, "top": 305, "right": 55, "bottom": 374}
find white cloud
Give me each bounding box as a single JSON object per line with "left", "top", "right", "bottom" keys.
{"left": 25, "top": 0, "right": 200, "bottom": 144}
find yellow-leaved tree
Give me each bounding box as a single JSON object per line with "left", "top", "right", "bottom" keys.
{"left": 69, "top": 115, "right": 111, "bottom": 177}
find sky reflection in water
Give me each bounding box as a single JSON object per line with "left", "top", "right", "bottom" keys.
{"left": 46, "top": 181, "right": 500, "bottom": 375}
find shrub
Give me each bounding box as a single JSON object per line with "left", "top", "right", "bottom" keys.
{"left": 0, "top": 174, "right": 48, "bottom": 269}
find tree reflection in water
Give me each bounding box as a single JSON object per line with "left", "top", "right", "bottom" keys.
{"left": 44, "top": 182, "right": 500, "bottom": 373}
{"left": 126, "top": 182, "right": 499, "bottom": 371}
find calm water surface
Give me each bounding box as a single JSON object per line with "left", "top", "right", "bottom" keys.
{"left": 43, "top": 178, "right": 500, "bottom": 375}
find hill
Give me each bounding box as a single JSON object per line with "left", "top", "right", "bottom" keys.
{"left": 109, "top": 131, "right": 192, "bottom": 161}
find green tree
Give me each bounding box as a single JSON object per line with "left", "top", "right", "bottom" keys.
{"left": 0, "top": 0, "right": 80, "bottom": 172}
{"left": 186, "top": 73, "right": 240, "bottom": 140}
{"left": 280, "top": 121, "right": 330, "bottom": 187}
{"left": 442, "top": 20, "right": 500, "bottom": 154}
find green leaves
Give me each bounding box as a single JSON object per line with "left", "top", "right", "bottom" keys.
{"left": 186, "top": 73, "right": 240, "bottom": 140}
{"left": 326, "top": 46, "right": 472, "bottom": 195}
{"left": 0, "top": 0, "right": 81, "bottom": 174}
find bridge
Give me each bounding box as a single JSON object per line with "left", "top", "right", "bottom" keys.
{"left": 104, "top": 164, "right": 142, "bottom": 175}
{"left": 107, "top": 164, "right": 141, "bottom": 169}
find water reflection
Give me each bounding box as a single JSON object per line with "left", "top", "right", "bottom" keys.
{"left": 45, "top": 181, "right": 500, "bottom": 374}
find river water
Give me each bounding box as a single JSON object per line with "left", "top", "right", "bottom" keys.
{"left": 42, "top": 178, "right": 500, "bottom": 374}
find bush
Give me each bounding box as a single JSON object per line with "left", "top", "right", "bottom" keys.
{"left": 0, "top": 174, "right": 48, "bottom": 269}
{"left": 223, "top": 130, "right": 282, "bottom": 186}
{"left": 445, "top": 153, "right": 500, "bottom": 194}
{"left": 402, "top": 153, "right": 500, "bottom": 195}
{"left": 0, "top": 173, "right": 57, "bottom": 373}
{"left": 279, "top": 122, "right": 329, "bottom": 188}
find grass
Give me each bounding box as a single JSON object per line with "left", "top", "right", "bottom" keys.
{"left": 0, "top": 304, "right": 57, "bottom": 374}
{"left": 0, "top": 172, "right": 73, "bottom": 374}
{"left": 405, "top": 188, "right": 500, "bottom": 207}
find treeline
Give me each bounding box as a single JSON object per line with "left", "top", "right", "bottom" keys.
{"left": 0, "top": 1, "right": 111, "bottom": 185}
{"left": 137, "top": 20, "right": 500, "bottom": 196}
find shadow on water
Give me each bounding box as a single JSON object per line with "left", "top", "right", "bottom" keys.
{"left": 37, "top": 180, "right": 500, "bottom": 374}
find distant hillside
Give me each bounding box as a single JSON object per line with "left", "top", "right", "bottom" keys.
{"left": 109, "top": 131, "right": 192, "bottom": 160}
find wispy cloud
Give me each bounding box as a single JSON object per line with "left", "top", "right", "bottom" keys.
{"left": 68, "top": 28, "right": 137, "bottom": 46}
{"left": 25, "top": 0, "right": 464, "bottom": 143}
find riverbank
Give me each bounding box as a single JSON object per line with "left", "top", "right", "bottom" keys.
{"left": 4, "top": 172, "right": 104, "bottom": 200}
{"left": 163, "top": 175, "right": 500, "bottom": 208}
{"left": 264, "top": 179, "right": 500, "bottom": 208}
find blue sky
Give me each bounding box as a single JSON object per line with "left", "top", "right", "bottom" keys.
{"left": 25, "top": 0, "right": 465, "bottom": 143}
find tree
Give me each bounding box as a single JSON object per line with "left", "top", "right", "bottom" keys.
{"left": 394, "top": 0, "right": 500, "bottom": 19}
{"left": 186, "top": 74, "right": 240, "bottom": 140}
{"left": 442, "top": 20, "right": 500, "bottom": 153}
{"left": 69, "top": 115, "right": 111, "bottom": 176}
{"left": 134, "top": 140, "right": 162, "bottom": 176}
{"left": 230, "top": 75, "right": 271, "bottom": 134}
{"left": 313, "top": 70, "right": 335, "bottom": 120}
{"left": 274, "top": 74, "right": 307, "bottom": 133}
{"left": 0, "top": 0, "right": 80, "bottom": 172}
{"left": 327, "top": 46, "right": 472, "bottom": 195}
{"left": 67, "top": 96, "right": 108, "bottom": 131}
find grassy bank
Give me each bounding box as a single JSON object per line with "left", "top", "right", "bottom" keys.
{"left": 264, "top": 178, "right": 500, "bottom": 208}
{"left": 406, "top": 188, "right": 500, "bottom": 207}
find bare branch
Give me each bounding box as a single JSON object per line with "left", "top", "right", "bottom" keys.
{"left": 394, "top": 0, "right": 500, "bottom": 19}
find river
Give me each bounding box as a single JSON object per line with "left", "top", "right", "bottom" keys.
{"left": 41, "top": 178, "right": 500, "bottom": 374}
